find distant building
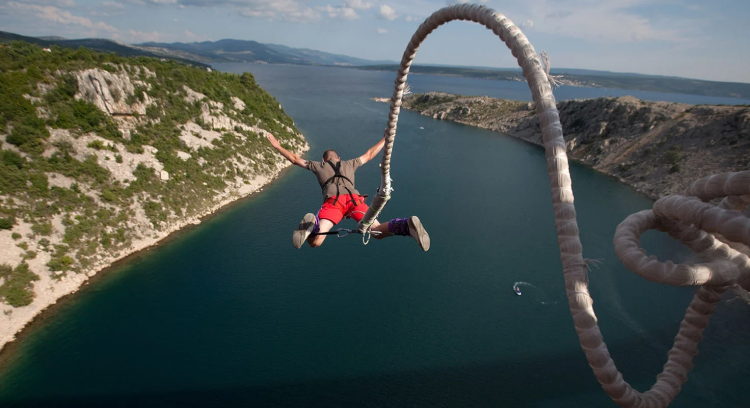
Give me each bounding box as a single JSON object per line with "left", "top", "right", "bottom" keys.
{"left": 42, "top": 48, "right": 52, "bottom": 52}
{"left": 206, "top": 67, "right": 212, "bottom": 72}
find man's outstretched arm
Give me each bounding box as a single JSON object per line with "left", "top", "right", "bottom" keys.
{"left": 359, "top": 131, "right": 387, "bottom": 165}
{"left": 267, "top": 133, "right": 308, "bottom": 168}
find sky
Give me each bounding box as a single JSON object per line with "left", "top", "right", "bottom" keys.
{"left": 1, "top": 0, "right": 749, "bottom": 83}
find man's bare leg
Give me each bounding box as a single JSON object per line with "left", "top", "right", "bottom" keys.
{"left": 371, "top": 217, "right": 430, "bottom": 251}
{"left": 308, "top": 218, "right": 334, "bottom": 248}
{"left": 371, "top": 220, "right": 391, "bottom": 240}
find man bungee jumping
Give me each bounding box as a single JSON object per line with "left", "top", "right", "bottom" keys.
{"left": 266, "top": 132, "right": 430, "bottom": 251}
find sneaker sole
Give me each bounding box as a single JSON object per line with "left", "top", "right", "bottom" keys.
{"left": 408, "top": 216, "right": 430, "bottom": 251}
{"left": 293, "top": 213, "right": 316, "bottom": 249}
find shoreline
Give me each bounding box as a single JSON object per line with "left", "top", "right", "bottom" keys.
{"left": 0, "top": 160, "right": 298, "bottom": 356}
{"left": 388, "top": 93, "right": 750, "bottom": 200}
{"left": 432, "top": 113, "right": 663, "bottom": 200}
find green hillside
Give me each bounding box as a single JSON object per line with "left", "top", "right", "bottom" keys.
{"left": 0, "top": 41, "right": 306, "bottom": 307}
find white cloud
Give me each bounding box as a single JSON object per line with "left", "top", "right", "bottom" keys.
{"left": 119, "top": 0, "right": 324, "bottom": 22}
{"left": 1, "top": 0, "right": 78, "bottom": 7}
{"left": 6, "top": 2, "right": 118, "bottom": 33}
{"left": 102, "top": 1, "right": 124, "bottom": 10}
{"left": 127, "top": 29, "right": 165, "bottom": 42}
{"left": 122, "top": 0, "right": 177, "bottom": 4}
{"left": 230, "top": 0, "right": 321, "bottom": 22}
{"left": 345, "top": 0, "right": 373, "bottom": 10}
{"left": 378, "top": 4, "right": 397, "bottom": 20}
{"left": 376, "top": 27, "right": 387, "bottom": 34}
{"left": 318, "top": 4, "right": 359, "bottom": 20}
{"left": 446, "top": 0, "right": 489, "bottom": 4}
{"left": 520, "top": 19, "right": 533, "bottom": 29}
{"left": 405, "top": 15, "right": 414, "bottom": 22}
{"left": 183, "top": 29, "right": 208, "bottom": 41}
{"left": 526, "top": 0, "right": 681, "bottom": 43}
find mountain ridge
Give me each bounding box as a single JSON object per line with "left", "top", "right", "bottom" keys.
{"left": 135, "top": 38, "right": 395, "bottom": 65}
{"left": 2, "top": 30, "right": 748, "bottom": 98}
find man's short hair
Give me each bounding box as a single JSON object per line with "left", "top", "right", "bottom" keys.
{"left": 323, "top": 149, "right": 339, "bottom": 161}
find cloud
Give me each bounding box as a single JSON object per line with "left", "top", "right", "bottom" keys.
{"left": 318, "top": 4, "right": 359, "bottom": 20}
{"left": 183, "top": 29, "right": 208, "bottom": 41}
{"left": 234, "top": 1, "right": 320, "bottom": 22}
{"left": 102, "top": 1, "right": 124, "bottom": 10}
{"left": 6, "top": 2, "right": 118, "bottom": 33}
{"left": 376, "top": 27, "right": 387, "bottom": 34}
{"left": 127, "top": 29, "right": 165, "bottom": 42}
{"left": 345, "top": 0, "right": 372, "bottom": 10}
{"left": 520, "top": 19, "right": 533, "bottom": 29}
{"left": 16, "top": 0, "right": 78, "bottom": 7}
{"left": 526, "top": 0, "right": 682, "bottom": 43}
{"left": 446, "top": 0, "right": 489, "bottom": 4}
{"left": 121, "top": 0, "right": 177, "bottom": 4}
{"left": 144, "top": 0, "right": 322, "bottom": 22}
{"left": 545, "top": 11, "right": 571, "bottom": 19}
{"left": 378, "top": 4, "right": 397, "bottom": 20}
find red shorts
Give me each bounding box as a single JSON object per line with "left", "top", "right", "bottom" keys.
{"left": 318, "top": 194, "right": 369, "bottom": 225}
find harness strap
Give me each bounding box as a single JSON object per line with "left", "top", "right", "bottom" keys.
{"left": 322, "top": 160, "right": 359, "bottom": 208}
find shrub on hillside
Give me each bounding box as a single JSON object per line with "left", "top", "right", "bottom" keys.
{"left": 0, "top": 263, "right": 39, "bottom": 307}
{"left": 0, "top": 217, "right": 14, "bottom": 229}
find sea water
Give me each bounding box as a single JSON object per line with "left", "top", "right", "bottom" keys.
{"left": 0, "top": 64, "right": 747, "bottom": 407}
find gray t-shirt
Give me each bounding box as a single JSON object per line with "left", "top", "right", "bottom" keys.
{"left": 307, "top": 158, "right": 363, "bottom": 199}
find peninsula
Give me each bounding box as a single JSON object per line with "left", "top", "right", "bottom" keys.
{"left": 383, "top": 92, "right": 750, "bottom": 199}
{"left": 0, "top": 42, "right": 307, "bottom": 351}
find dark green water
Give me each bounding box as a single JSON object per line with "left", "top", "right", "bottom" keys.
{"left": 0, "top": 65, "right": 747, "bottom": 407}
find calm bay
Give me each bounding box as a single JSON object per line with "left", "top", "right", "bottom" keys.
{"left": 0, "top": 64, "right": 747, "bottom": 407}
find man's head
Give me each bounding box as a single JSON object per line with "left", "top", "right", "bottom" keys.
{"left": 322, "top": 149, "right": 339, "bottom": 162}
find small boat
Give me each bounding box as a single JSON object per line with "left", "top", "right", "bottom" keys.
{"left": 513, "top": 286, "right": 522, "bottom": 296}
{"left": 419, "top": 126, "right": 424, "bottom": 130}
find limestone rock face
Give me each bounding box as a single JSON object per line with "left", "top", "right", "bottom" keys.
{"left": 400, "top": 92, "right": 750, "bottom": 199}
{"left": 231, "top": 97, "right": 246, "bottom": 111}
{"left": 75, "top": 68, "right": 152, "bottom": 116}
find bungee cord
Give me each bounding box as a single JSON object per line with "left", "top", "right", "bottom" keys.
{"left": 357, "top": 4, "right": 750, "bottom": 407}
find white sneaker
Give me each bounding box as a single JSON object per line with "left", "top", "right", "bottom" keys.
{"left": 293, "top": 213, "right": 316, "bottom": 249}
{"left": 408, "top": 216, "right": 430, "bottom": 251}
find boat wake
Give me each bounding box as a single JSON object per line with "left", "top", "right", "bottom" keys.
{"left": 513, "top": 281, "right": 558, "bottom": 305}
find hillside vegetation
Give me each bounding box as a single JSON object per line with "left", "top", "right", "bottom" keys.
{"left": 0, "top": 41, "right": 306, "bottom": 310}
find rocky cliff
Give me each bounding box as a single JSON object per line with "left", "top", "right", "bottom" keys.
{"left": 0, "top": 43, "right": 307, "bottom": 350}
{"left": 396, "top": 92, "right": 750, "bottom": 199}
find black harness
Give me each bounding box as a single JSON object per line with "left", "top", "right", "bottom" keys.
{"left": 321, "top": 160, "right": 360, "bottom": 209}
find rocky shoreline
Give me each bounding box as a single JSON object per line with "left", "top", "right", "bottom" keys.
{"left": 385, "top": 92, "right": 750, "bottom": 199}
{"left": 0, "top": 160, "right": 297, "bottom": 354}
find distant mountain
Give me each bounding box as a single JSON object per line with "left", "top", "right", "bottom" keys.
{"left": 135, "top": 39, "right": 394, "bottom": 66}
{"left": 1, "top": 30, "right": 392, "bottom": 67}
{"left": 0, "top": 30, "right": 208, "bottom": 67}
{"left": 264, "top": 43, "right": 393, "bottom": 66}
{"left": 356, "top": 64, "right": 750, "bottom": 100}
